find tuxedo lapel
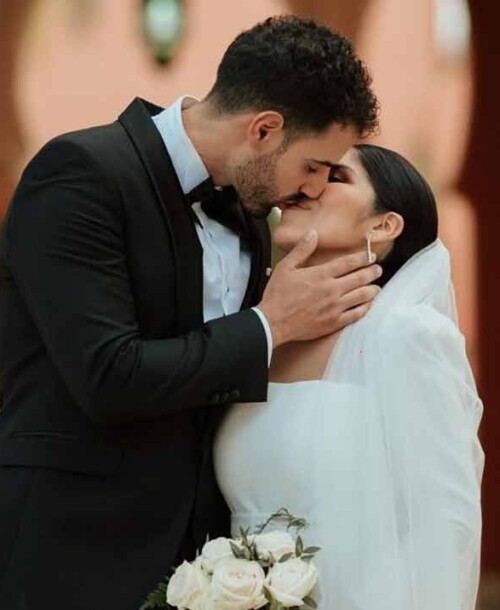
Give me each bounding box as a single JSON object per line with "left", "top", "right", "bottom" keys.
{"left": 118, "top": 98, "right": 204, "bottom": 335}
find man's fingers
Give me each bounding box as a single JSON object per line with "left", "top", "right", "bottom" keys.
{"left": 340, "top": 285, "right": 381, "bottom": 310}
{"left": 336, "top": 265, "right": 382, "bottom": 294}
{"left": 337, "top": 302, "right": 373, "bottom": 329}
{"left": 279, "top": 229, "right": 318, "bottom": 270}
{"left": 324, "top": 250, "right": 376, "bottom": 278}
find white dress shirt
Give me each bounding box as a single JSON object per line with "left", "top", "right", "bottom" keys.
{"left": 152, "top": 97, "right": 273, "bottom": 363}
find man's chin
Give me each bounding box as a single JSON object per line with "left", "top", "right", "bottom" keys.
{"left": 241, "top": 201, "right": 272, "bottom": 219}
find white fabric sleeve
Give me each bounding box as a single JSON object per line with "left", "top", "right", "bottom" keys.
{"left": 251, "top": 307, "right": 273, "bottom": 367}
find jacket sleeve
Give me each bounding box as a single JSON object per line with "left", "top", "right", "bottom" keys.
{"left": 5, "top": 137, "right": 269, "bottom": 425}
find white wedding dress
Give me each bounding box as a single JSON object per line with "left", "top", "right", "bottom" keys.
{"left": 214, "top": 241, "right": 484, "bottom": 610}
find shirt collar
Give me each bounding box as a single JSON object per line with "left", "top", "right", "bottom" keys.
{"left": 152, "top": 96, "right": 209, "bottom": 195}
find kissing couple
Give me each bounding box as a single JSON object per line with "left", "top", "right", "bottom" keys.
{"left": 0, "top": 15, "right": 483, "bottom": 610}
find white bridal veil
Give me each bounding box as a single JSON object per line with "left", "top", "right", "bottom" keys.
{"left": 315, "top": 239, "right": 484, "bottom": 610}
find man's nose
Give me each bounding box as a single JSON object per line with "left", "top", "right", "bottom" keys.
{"left": 301, "top": 167, "right": 329, "bottom": 200}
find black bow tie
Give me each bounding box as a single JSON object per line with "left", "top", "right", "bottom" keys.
{"left": 187, "top": 178, "right": 248, "bottom": 238}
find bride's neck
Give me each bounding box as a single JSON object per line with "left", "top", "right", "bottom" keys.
{"left": 286, "top": 242, "right": 387, "bottom": 268}
{"left": 305, "top": 249, "right": 351, "bottom": 268}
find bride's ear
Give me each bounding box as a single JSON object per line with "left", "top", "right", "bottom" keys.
{"left": 371, "top": 212, "right": 405, "bottom": 243}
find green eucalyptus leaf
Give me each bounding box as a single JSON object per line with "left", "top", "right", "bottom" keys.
{"left": 244, "top": 547, "right": 253, "bottom": 561}
{"left": 250, "top": 540, "right": 259, "bottom": 560}
{"left": 230, "top": 541, "right": 245, "bottom": 559}
{"left": 264, "top": 586, "right": 274, "bottom": 602}
{"left": 239, "top": 526, "right": 251, "bottom": 542}
{"left": 303, "top": 596, "right": 318, "bottom": 609}
{"left": 296, "top": 536, "right": 304, "bottom": 556}
{"left": 278, "top": 552, "right": 294, "bottom": 563}
{"left": 139, "top": 578, "right": 169, "bottom": 609}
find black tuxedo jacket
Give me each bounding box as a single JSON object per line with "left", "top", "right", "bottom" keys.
{"left": 0, "top": 98, "right": 271, "bottom": 610}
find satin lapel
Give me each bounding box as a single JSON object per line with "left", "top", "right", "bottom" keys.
{"left": 240, "top": 211, "right": 272, "bottom": 310}
{"left": 118, "top": 98, "right": 204, "bottom": 334}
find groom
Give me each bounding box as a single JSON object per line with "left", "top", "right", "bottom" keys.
{"left": 0, "top": 16, "right": 380, "bottom": 610}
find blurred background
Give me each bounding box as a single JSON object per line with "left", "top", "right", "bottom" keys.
{"left": 0, "top": 0, "right": 498, "bottom": 606}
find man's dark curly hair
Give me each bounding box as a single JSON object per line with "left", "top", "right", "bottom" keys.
{"left": 206, "top": 15, "right": 379, "bottom": 138}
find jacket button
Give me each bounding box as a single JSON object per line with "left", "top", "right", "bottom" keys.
{"left": 230, "top": 389, "right": 241, "bottom": 401}
{"left": 210, "top": 393, "right": 220, "bottom": 405}
{"left": 220, "top": 392, "right": 230, "bottom": 403}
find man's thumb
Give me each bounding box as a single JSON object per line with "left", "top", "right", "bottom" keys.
{"left": 285, "top": 229, "right": 318, "bottom": 268}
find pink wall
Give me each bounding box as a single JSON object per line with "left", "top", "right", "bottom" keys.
{"left": 356, "top": 0, "right": 477, "bottom": 366}
{"left": 16, "top": 0, "right": 289, "bottom": 164}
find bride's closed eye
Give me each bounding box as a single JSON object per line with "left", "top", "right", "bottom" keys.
{"left": 328, "top": 169, "right": 347, "bottom": 183}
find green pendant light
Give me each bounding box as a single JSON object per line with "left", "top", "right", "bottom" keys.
{"left": 141, "top": 0, "right": 184, "bottom": 65}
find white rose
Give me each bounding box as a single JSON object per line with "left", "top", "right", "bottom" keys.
{"left": 208, "top": 557, "right": 267, "bottom": 610}
{"left": 166, "top": 560, "right": 210, "bottom": 610}
{"left": 265, "top": 558, "right": 318, "bottom": 608}
{"left": 252, "top": 531, "right": 295, "bottom": 561}
{"left": 201, "top": 537, "right": 238, "bottom": 573}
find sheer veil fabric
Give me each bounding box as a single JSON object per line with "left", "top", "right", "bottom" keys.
{"left": 316, "top": 239, "right": 484, "bottom": 609}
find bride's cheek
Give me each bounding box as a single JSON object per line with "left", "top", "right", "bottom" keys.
{"left": 273, "top": 226, "right": 299, "bottom": 251}
{"left": 272, "top": 226, "right": 287, "bottom": 247}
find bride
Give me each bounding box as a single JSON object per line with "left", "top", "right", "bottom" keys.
{"left": 214, "top": 144, "right": 484, "bottom": 610}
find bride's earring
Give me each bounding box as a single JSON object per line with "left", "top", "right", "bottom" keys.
{"left": 365, "top": 232, "right": 375, "bottom": 263}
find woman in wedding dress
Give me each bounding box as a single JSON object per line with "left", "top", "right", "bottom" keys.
{"left": 214, "top": 144, "right": 484, "bottom": 610}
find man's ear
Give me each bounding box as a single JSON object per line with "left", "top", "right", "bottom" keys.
{"left": 247, "top": 111, "right": 285, "bottom": 144}
{"left": 372, "top": 212, "right": 405, "bottom": 242}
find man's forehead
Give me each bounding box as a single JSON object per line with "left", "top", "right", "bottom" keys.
{"left": 287, "top": 129, "right": 355, "bottom": 162}
{"left": 297, "top": 127, "right": 357, "bottom": 153}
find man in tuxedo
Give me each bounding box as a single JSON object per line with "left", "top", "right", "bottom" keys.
{"left": 0, "top": 15, "right": 380, "bottom": 610}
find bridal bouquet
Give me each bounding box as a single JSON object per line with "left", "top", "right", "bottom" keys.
{"left": 141, "top": 509, "right": 320, "bottom": 610}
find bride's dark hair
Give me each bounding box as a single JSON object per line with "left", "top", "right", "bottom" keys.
{"left": 355, "top": 144, "right": 438, "bottom": 287}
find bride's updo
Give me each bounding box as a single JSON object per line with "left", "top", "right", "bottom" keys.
{"left": 355, "top": 144, "right": 438, "bottom": 287}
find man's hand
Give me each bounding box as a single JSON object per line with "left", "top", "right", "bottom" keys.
{"left": 258, "top": 230, "right": 382, "bottom": 348}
